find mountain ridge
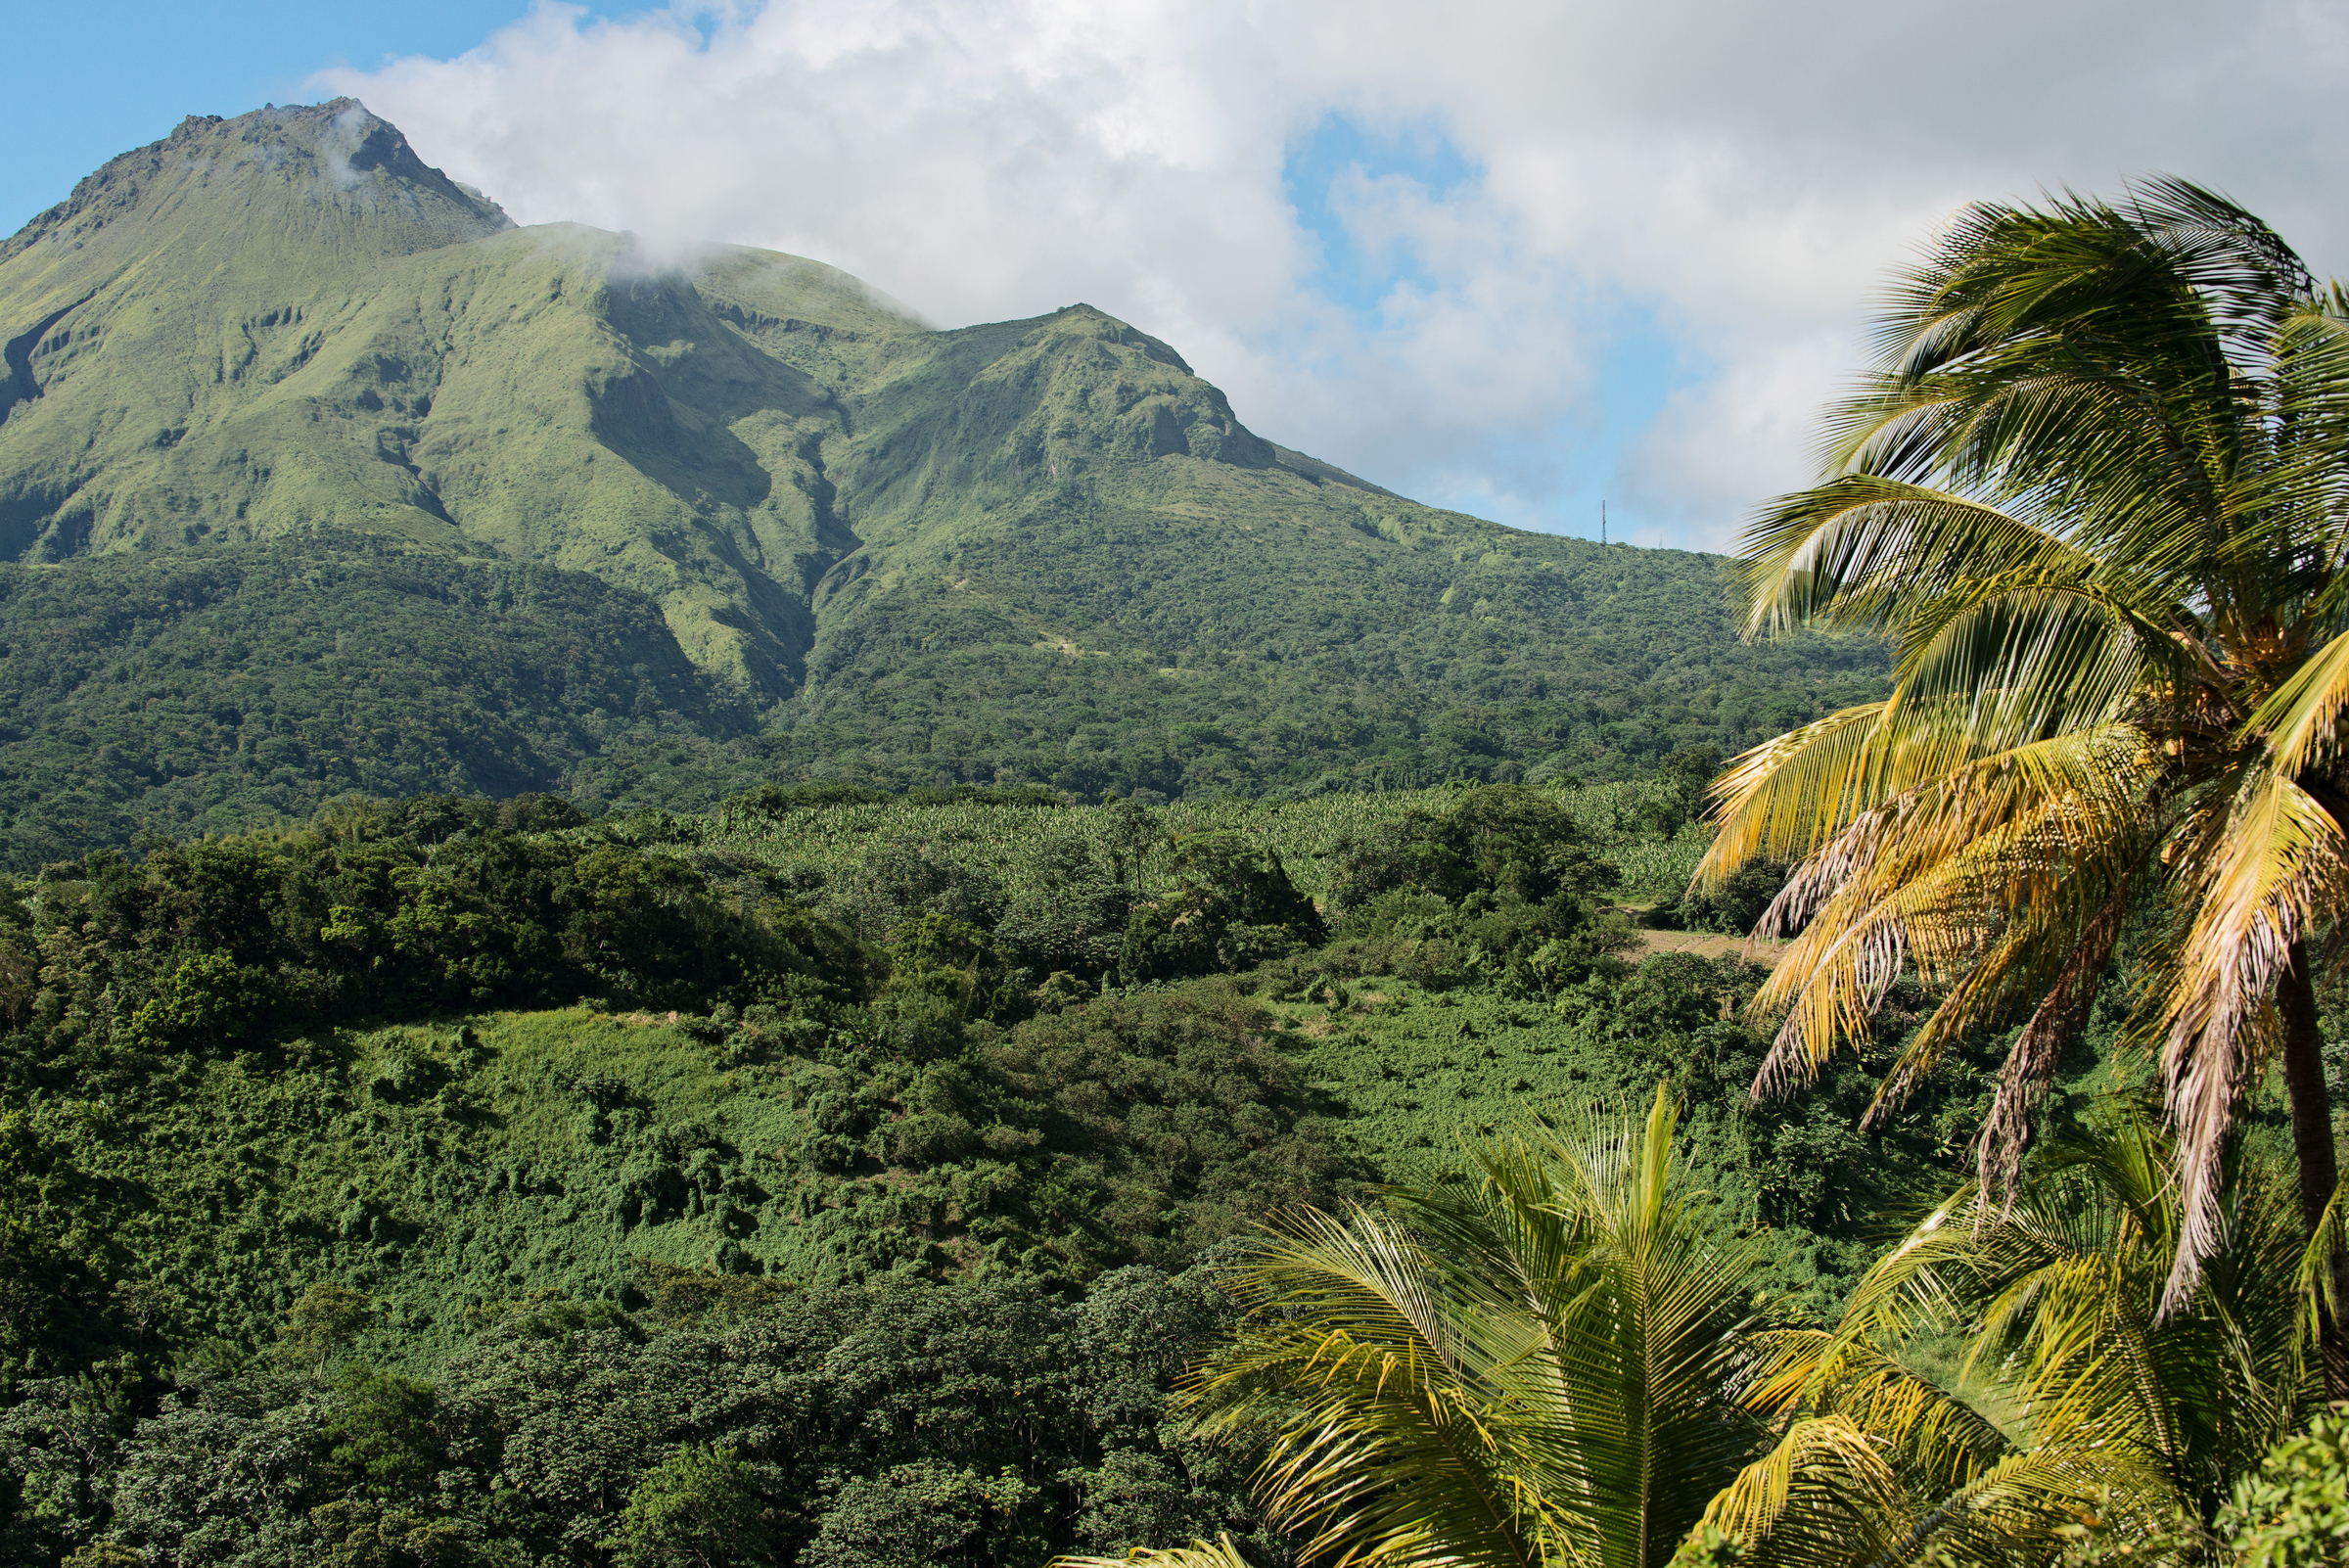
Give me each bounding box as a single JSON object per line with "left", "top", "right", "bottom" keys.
{"left": 0, "top": 100, "right": 1886, "bottom": 863}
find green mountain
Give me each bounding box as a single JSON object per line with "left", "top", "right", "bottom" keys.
{"left": 0, "top": 101, "right": 1884, "bottom": 864}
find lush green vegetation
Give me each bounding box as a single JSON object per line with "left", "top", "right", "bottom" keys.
{"left": 0, "top": 540, "right": 752, "bottom": 872}
{"left": 760, "top": 472, "right": 1886, "bottom": 798}
{"left": 1072, "top": 1095, "right": 2345, "bottom": 1568}
{"left": 0, "top": 777, "right": 2047, "bottom": 1565}
{"left": 4, "top": 1263, "right": 1278, "bottom": 1568}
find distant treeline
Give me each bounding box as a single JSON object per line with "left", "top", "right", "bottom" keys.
{"left": 0, "top": 540, "right": 742, "bottom": 873}
{"left": 0, "top": 534, "right": 1886, "bottom": 870}
{"left": 0, "top": 781, "right": 1642, "bottom": 1079}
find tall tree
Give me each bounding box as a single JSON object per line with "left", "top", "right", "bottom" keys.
{"left": 1697, "top": 180, "right": 2349, "bottom": 1380}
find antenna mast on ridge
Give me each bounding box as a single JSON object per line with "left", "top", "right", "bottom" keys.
{"left": 1601, "top": 499, "right": 1607, "bottom": 546}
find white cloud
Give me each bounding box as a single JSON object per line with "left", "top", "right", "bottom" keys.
{"left": 1622, "top": 333, "right": 1861, "bottom": 542}
{"left": 320, "top": 0, "right": 2349, "bottom": 552}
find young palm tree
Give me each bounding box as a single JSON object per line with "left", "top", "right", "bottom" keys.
{"left": 1057, "top": 1086, "right": 1770, "bottom": 1568}
{"left": 1695, "top": 180, "right": 2349, "bottom": 1372}
{"left": 1709, "top": 1110, "right": 2318, "bottom": 1565}
{"left": 1050, "top": 1102, "right": 2197, "bottom": 1568}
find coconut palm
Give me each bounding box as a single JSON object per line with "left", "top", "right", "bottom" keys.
{"left": 1059, "top": 1086, "right": 1771, "bottom": 1568}
{"left": 1049, "top": 1096, "right": 2181, "bottom": 1568}
{"left": 1694, "top": 179, "right": 2349, "bottom": 1371}
{"left": 1694, "top": 1340, "right": 2139, "bottom": 1568}
{"left": 1705, "top": 1109, "right": 2317, "bottom": 1566}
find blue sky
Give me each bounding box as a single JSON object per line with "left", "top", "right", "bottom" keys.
{"left": 1282, "top": 117, "right": 1477, "bottom": 315}
{"left": 1278, "top": 115, "right": 1704, "bottom": 541}
{"left": 1, "top": 1, "right": 621, "bottom": 234}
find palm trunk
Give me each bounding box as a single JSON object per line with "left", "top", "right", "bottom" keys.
{"left": 2277, "top": 944, "right": 2348, "bottom": 1400}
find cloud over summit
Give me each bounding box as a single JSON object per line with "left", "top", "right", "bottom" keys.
{"left": 323, "top": 0, "right": 2349, "bottom": 549}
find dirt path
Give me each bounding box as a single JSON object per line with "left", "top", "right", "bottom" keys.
{"left": 1632, "top": 927, "right": 1787, "bottom": 967}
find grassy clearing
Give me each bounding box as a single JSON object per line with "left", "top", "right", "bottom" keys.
{"left": 75, "top": 967, "right": 1727, "bottom": 1367}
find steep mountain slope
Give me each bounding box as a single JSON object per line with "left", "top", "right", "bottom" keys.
{"left": 0, "top": 103, "right": 513, "bottom": 556}
{"left": 0, "top": 540, "right": 740, "bottom": 864}
{"left": 0, "top": 105, "right": 873, "bottom": 695}
{"left": 0, "top": 101, "right": 1886, "bottom": 861}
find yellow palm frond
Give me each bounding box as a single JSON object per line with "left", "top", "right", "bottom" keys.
{"left": 1690, "top": 1414, "right": 1911, "bottom": 1559}
{"left": 1732, "top": 727, "right": 2153, "bottom": 1096}
{"left": 1049, "top": 1536, "right": 1255, "bottom": 1568}
{"left": 1701, "top": 708, "right": 2151, "bottom": 891}
{"left": 2246, "top": 627, "right": 2349, "bottom": 778}
{"left": 1698, "top": 704, "right": 1896, "bottom": 880}
{"left": 2155, "top": 766, "right": 2349, "bottom": 1308}
{"left": 1739, "top": 1328, "right": 2011, "bottom": 1492}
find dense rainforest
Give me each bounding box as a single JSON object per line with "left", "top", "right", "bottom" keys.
{"left": 0, "top": 529, "right": 1884, "bottom": 872}
{"left": 0, "top": 774, "right": 2058, "bottom": 1566}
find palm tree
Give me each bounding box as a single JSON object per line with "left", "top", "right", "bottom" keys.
{"left": 1705, "top": 1108, "right": 2318, "bottom": 1565}
{"left": 1049, "top": 1097, "right": 2186, "bottom": 1568}
{"left": 1060, "top": 1086, "right": 1771, "bottom": 1568}
{"left": 1695, "top": 179, "right": 2349, "bottom": 1379}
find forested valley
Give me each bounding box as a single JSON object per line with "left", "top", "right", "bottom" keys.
{"left": 2, "top": 771, "right": 2065, "bottom": 1566}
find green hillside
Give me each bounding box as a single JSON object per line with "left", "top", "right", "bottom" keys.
{"left": 0, "top": 779, "right": 2002, "bottom": 1359}
{"left": 0, "top": 539, "right": 747, "bottom": 866}
{"left": 0, "top": 101, "right": 1884, "bottom": 866}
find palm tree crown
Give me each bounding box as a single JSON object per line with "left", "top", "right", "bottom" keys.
{"left": 1063, "top": 1088, "right": 1769, "bottom": 1568}
{"left": 1698, "top": 179, "right": 2349, "bottom": 1347}
{"left": 1702, "top": 1109, "right": 2320, "bottom": 1566}
{"left": 1051, "top": 1104, "right": 2299, "bottom": 1568}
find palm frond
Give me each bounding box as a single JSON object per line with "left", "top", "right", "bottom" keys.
{"left": 1700, "top": 700, "right": 2151, "bottom": 893}
{"left": 2246, "top": 627, "right": 2349, "bottom": 778}
{"left": 1691, "top": 1414, "right": 1911, "bottom": 1562}
{"left": 1739, "top": 1328, "right": 2012, "bottom": 1491}
{"left": 1975, "top": 878, "right": 2133, "bottom": 1198}
{"left": 1191, "top": 1085, "right": 1767, "bottom": 1568}
{"left": 1192, "top": 1205, "right": 1542, "bottom": 1568}
{"left": 1887, "top": 577, "right": 2187, "bottom": 741}
{"left": 1697, "top": 704, "right": 1894, "bottom": 883}
{"left": 1834, "top": 1114, "right": 2315, "bottom": 1512}
{"left": 1050, "top": 1537, "right": 1257, "bottom": 1568}
{"left": 1734, "top": 480, "right": 2090, "bottom": 640}
{"left": 1731, "top": 727, "right": 2152, "bottom": 1096}
{"left": 2295, "top": 1176, "right": 2349, "bottom": 1342}
{"left": 2155, "top": 767, "right": 2349, "bottom": 1310}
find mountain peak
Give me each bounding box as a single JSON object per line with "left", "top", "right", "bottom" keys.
{"left": 1, "top": 99, "right": 510, "bottom": 275}
{"left": 1035, "top": 303, "right": 1194, "bottom": 374}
